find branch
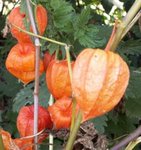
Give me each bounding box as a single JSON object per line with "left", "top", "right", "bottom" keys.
{"left": 111, "top": 125, "right": 141, "bottom": 150}
{"left": 65, "top": 111, "right": 82, "bottom": 150}
{"left": 121, "top": 10, "right": 141, "bottom": 39}
{"left": 25, "top": 0, "right": 40, "bottom": 150}
{"left": 105, "top": 0, "right": 141, "bottom": 51}
{"left": 10, "top": 23, "right": 66, "bottom": 46}
{"left": 48, "top": 95, "right": 54, "bottom": 150}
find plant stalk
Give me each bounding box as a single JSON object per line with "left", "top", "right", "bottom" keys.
{"left": 10, "top": 23, "right": 66, "bottom": 46}
{"left": 65, "top": 45, "right": 73, "bottom": 85}
{"left": 105, "top": 0, "right": 141, "bottom": 51}
{"left": 26, "top": 0, "right": 40, "bottom": 149}
{"left": 125, "top": 137, "right": 141, "bottom": 150}
{"left": 65, "top": 111, "right": 82, "bottom": 150}
{"left": 111, "top": 125, "right": 141, "bottom": 150}
{"left": 65, "top": 45, "right": 76, "bottom": 132}
{"left": 122, "top": 0, "right": 141, "bottom": 28}
{"left": 121, "top": 10, "right": 141, "bottom": 39}
{"left": 48, "top": 95, "right": 54, "bottom": 150}
{"left": 70, "top": 98, "right": 76, "bottom": 132}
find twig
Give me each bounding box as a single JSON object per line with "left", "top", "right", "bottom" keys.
{"left": 125, "top": 136, "right": 141, "bottom": 150}
{"left": 25, "top": 0, "right": 40, "bottom": 150}
{"left": 65, "top": 45, "right": 73, "bottom": 86}
{"left": 20, "top": 129, "right": 45, "bottom": 140}
{"left": 48, "top": 95, "right": 54, "bottom": 150}
{"left": 10, "top": 23, "right": 66, "bottom": 46}
{"left": 105, "top": 0, "right": 141, "bottom": 51}
{"left": 105, "top": 20, "right": 119, "bottom": 51}
{"left": 121, "top": 10, "right": 141, "bottom": 39}
{"left": 65, "top": 111, "right": 82, "bottom": 150}
{"left": 65, "top": 45, "right": 76, "bottom": 132}
{"left": 111, "top": 125, "right": 141, "bottom": 150}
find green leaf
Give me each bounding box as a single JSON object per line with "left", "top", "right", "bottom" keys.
{"left": 73, "top": 6, "right": 91, "bottom": 29}
{"left": 125, "top": 97, "right": 141, "bottom": 118}
{"left": 126, "top": 69, "right": 141, "bottom": 99}
{"left": 131, "top": 25, "right": 141, "bottom": 38}
{"left": 13, "top": 74, "right": 50, "bottom": 112}
{"left": 47, "top": 43, "right": 60, "bottom": 54}
{"left": 20, "top": 0, "right": 27, "bottom": 14}
{"left": 0, "top": 67, "right": 22, "bottom": 97}
{"left": 50, "top": 0, "right": 74, "bottom": 28}
{"left": 74, "top": 25, "right": 107, "bottom": 48}
{"left": 125, "top": 69, "right": 141, "bottom": 118}
{"left": 20, "top": 0, "right": 31, "bottom": 32}
{"left": 2, "top": 111, "right": 19, "bottom": 137}
{"left": 106, "top": 113, "right": 137, "bottom": 137}
{"left": 118, "top": 40, "right": 141, "bottom": 56}
{"left": 91, "top": 115, "right": 108, "bottom": 134}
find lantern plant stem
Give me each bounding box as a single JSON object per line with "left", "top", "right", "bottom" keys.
{"left": 121, "top": 10, "right": 141, "bottom": 39}
{"left": 0, "top": 132, "right": 4, "bottom": 150}
{"left": 105, "top": 0, "right": 141, "bottom": 52}
{"left": 65, "top": 45, "right": 73, "bottom": 85}
{"left": 26, "top": 0, "right": 40, "bottom": 149}
{"left": 125, "top": 137, "right": 141, "bottom": 150}
{"left": 55, "top": 49, "right": 60, "bottom": 60}
{"left": 65, "top": 45, "right": 76, "bottom": 131}
{"left": 111, "top": 125, "right": 141, "bottom": 150}
{"left": 48, "top": 95, "right": 54, "bottom": 150}
{"left": 70, "top": 98, "right": 77, "bottom": 132}
{"left": 11, "top": 23, "right": 66, "bottom": 46}
{"left": 65, "top": 111, "right": 82, "bottom": 150}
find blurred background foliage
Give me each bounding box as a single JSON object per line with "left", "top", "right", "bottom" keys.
{"left": 0, "top": 0, "right": 141, "bottom": 149}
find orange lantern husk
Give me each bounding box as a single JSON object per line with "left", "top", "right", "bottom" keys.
{"left": 72, "top": 48, "right": 130, "bottom": 121}
{"left": 17, "top": 105, "right": 53, "bottom": 143}
{"left": 35, "top": 4, "right": 48, "bottom": 35}
{"left": 7, "top": 5, "right": 47, "bottom": 43}
{"left": 0, "top": 129, "right": 32, "bottom": 150}
{"left": 5, "top": 43, "right": 44, "bottom": 84}
{"left": 46, "top": 60, "right": 74, "bottom": 99}
{"left": 43, "top": 51, "right": 55, "bottom": 71}
{"left": 48, "top": 97, "right": 79, "bottom": 129}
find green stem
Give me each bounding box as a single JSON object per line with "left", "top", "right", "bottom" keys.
{"left": 0, "top": 132, "right": 4, "bottom": 150}
{"left": 65, "top": 111, "right": 82, "bottom": 150}
{"left": 65, "top": 45, "right": 76, "bottom": 132}
{"left": 122, "top": 0, "right": 141, "bottom": 28}
{"left": 108, "top": 22, "right": 124, "bottom": 51}
{"left": 125, "top": 137, "right": 141, "bottom": 150}
{"left": 65, "top": 45, "right": 73, "bottom": 86}
{"left": 106, "top": 0, "right": 141, "bottom": 52}
{"left": 29, "top": 0, "right": 36, "bottom": 6}
{"left": 55, "top": 49, "right": 60, "bottom": 60}
{"left": 70, "top": 98, "right": 77, "bottom": 132}
{"left": 10, "top": 23, "right": 66, "bottom": 46}
{"left": 121, "top": 10, "right": 141, "bottom": 39}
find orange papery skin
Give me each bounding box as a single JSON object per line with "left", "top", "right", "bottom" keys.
{"left": 35, "top": 5, "right": 48, "bottom": 35}
{"left": 72, "top": 48, "right": 130, "bottom": 121}
{"left": 48, "top": 97, "right": 75, "bottom": 129}
{"left": 0, "top": 129, "right": 32, "bottom": 150}
{"left": 5, "top": 43, "right": 44, "bottom": 84}
{"left": 43, "top": 51, "right": 55, "bottom": 71}
{"left": 0, "top": 129, "right": 11, "bottom": 150}
{"left": 7, "top": 5, "right": 47, "bottom": 43}
{"left": 46, "top": 60, "right": 74, "bottom": 99}
{"left": 17, "top": 105, "right": 53, "bottom": 143}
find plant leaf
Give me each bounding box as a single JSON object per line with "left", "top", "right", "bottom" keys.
{"left": 91, "top": 115, "right": 108, "bottom": 133}
{"left": 13, "top": 74, "right": 50, "bottom": 112}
